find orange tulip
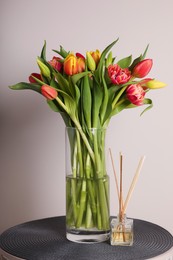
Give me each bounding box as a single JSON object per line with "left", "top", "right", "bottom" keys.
{"left": 64, "top": 54, "right": 78, "bottom": 75}
{"left": 76, "top": 53, "right": 85, "bottom": 73}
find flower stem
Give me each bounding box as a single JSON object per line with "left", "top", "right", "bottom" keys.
{"left": 112, "top": 86, "right": 127, "bottom": 109}
{"left": 55, "top": 96, "right": 95, "bottom": 164}
{"left": 76, "top": 180, "right": 87, "bottom": 228}
{"left": 72, "top": 119, "right": 96, "bottom": 164}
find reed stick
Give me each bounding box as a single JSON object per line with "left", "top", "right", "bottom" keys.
{"left": 123, "top": 155, "right": 146, "bottom": 214}
{"left": 119, "top": 152, "right": 123, "bottom": 221}
{"left": 109, "top": 148, "right": 120, "bottom": 201}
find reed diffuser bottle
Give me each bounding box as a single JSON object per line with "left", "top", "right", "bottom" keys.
{"left": 110, "top": 214, "right": 133, "bottom": 246}
{"left": 109, "top": 151, "right": 145, "bottom": 246}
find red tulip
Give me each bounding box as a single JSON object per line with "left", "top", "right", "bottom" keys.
{"left": 132, "top": 59, "right": 153, "bottom": 78}
{"left": 108, "top": 64, "right": 131, "bottom": 85}
{"left": 41, "top": 85, "right": 57, "bottom": 100}
{"left": 29, "top": 73, "right": 42, "bottom": 83}
{"left": 126, "top": 84, "right": 145, "bottom": 106}
{"left": 49, "top": 56, "right": 63, "bottom": 72}
{"left": 64, "top": 54, "right": 78, "bottom": 75}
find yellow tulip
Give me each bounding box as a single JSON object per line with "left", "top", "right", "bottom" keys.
{"left": 146, "top": 79, "right": 166, "bottom": 89}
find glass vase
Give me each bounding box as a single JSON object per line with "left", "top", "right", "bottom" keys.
{"left": 65, "top": 127, "right": 110, "bottom": 243}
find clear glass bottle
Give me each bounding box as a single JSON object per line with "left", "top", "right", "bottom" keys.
{"left": 110, "top": 214, "right": 133, "bottom": 246}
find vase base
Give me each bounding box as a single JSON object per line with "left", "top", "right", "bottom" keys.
{"left": 66, "top": 230, "right": 110, "bottom": 244}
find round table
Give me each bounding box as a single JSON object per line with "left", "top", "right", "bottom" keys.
{"left": 0, "top": 216, "right": 172, "bottom": 260}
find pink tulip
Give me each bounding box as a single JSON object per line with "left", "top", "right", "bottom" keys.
{"left": 108, "top": 64, "right": 131, "bottom": 85}
{"left": 41, "top": 85, "right": 57, "bottom": 100}
{"left": 49, "top": 56, "right": 63, "bottom": 72}
{"left": 29, "top": 73, "right": 42, "bottom": 83}
{"left": 132, "top": 59, "right": 153, "bottom": 78}
{"left": 126, "top": 84, "right": 145, "bottom": 106}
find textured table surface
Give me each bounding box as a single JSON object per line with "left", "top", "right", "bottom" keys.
{"left": 0, "top": 216, "right": 173, "bottom": 260}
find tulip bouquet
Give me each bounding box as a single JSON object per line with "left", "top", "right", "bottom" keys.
{"left": 10, "top": 39, "right": 166, "bottom": 241}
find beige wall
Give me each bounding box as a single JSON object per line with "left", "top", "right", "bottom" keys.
{"left": 0, "top": 0, "right": 173, "bottom": 235}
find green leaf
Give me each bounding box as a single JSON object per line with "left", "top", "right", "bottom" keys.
{"left": 129, "top": 45, "right": 149, "bottom": 71}
{"left": 71, "top": 71, "right": 90, "bottom": 86}
{"left": 82, "top": 75, "right": 92, "bottom": 128}
{"left": 54, "top": 71, "right": 71, "bottom": 96}
{"left": 111, "top": 99, "right": 131, "bottom": 116}
{"left": 50, "top": 78, "right": 60, "bottom": 90}
{"left": 129, "top": 55, "right": 142, "bottom": 71}
{"left": 102, "top": 86, "right": 117, "bottom": 125}
{"left": 47, "top": 99, "right": 60, "bottom": 112}
{"left": 9, "top": 82, "right": 41, "bottom": 93}
{"left": 92, "top": 81, "right": 103, "bottom": 127}
{"left": 74, "top": 84, "right": 80, "bottom": 108}
{"left": 124, "top": 98, "right": 153, "bottom": 115}
{"left": 53, "top": 45, "right": 69, "bottom": 58}
{"left": 142, "top": 44, "right": 149, "bottom": 60}
{"left": 95, "top": 38, "right": 119, "bottom": 83}
{"left": 117, "top": 55, "right": 132, "bottom": 69}
{"left": 140, "top": 98, "right": 153, "bottom": 116}
{"left": 100, "top": 73, "right": 108, "bottom": 125}
{"left": 60, "top": 112, "right": 72, "bottom": 127}
{"left": 40, "top": 40, "right": 46, "bottom": 60}
{"left": 57, "top": 89, "right": 77, "bottom": 116}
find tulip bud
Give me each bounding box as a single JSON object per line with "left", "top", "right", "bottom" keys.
{"left": 145, "top": 79, "right": 166, "bottom": 89}
{"left": 64, "top": 54, "right": 78, "bottom": 75}
{"left": 86, "top": 52, "right": 96, "bottom": 71}
{"left": 90, "top": 49, "right": 101, "bottom": 65}
{"left": 29, "top": 73, "right": 42, "bottom": 83}
{"left": 41, "top": 85, "right": 57, "bottom": 100}
{"left": 132, "top": 59, "right": 153, "bottom": 78}
{"left": 37, "top": 58, "right": 51, "bottom": 79}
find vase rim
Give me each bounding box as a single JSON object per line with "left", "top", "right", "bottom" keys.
{"left": 65, "top": 127, "right": 107, "bottom": 130}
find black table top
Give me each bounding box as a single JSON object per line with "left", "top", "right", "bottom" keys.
{"left": 0, "top": 216, "right": 172, "bottom": 260}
